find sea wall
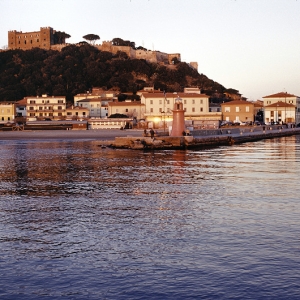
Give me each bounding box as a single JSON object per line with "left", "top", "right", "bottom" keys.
{"left": 110, "top": 128, "right": 300, "bottom": 150}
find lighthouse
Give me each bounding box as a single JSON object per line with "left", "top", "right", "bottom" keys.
{"left": 170, "top": 96, "right": 185, "bottom": 136}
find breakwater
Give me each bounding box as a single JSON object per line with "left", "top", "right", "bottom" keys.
{"left": 108, "top": 127, "right": 300, "bottom": 150}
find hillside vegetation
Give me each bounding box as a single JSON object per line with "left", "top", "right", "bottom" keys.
{"left": 0, "top": 43, "right": 227, "bottom": 102}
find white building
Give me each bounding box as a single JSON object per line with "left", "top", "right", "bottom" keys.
{"left": 140, "top": 92, "right": 220, "bottom": 127}
{"left": 76, "top": 98, "right": 109, "bottom": 118}
{"left": 24, "top": 94, "right": 66, "bottom": 120}
{"left": 74, "top": 88, "right": 118, "bottom": 118}
{"left": 262, "top": 92, "right": 299, "bottom": 124}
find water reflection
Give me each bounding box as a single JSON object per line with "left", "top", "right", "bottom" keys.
{"left": 0, "top": 137, "right": 300, "bottom": 299}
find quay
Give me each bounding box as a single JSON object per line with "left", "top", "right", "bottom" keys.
{"left": 109, "top": 125, "right": 300, "bottom": 150}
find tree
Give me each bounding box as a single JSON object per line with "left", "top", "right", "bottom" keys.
{"left": 83, "top": 34, "right": 100, "bottom": 44}
{"left": 54, "top": 31, "right": 71, "bottom": 44}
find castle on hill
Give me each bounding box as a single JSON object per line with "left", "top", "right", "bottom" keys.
{"left": 7, "top": 27, "right": 198, "bottom": 70}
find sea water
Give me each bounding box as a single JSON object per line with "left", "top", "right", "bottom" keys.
{"left": 0, "top": 136, "right": 300, "bottom": 299}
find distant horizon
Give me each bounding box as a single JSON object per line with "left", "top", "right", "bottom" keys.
{"left": 1, "top": 0, "right": 300, "bottom": 100}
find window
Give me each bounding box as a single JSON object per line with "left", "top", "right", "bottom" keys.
{"left": 159, "top": 108, "right": 162, "bottom": 112}
{"left": 192, "top": 99, "right": 195, "bottom": 104}
{"left": 125, "top": 109, "right": 128, "bottom": 112}
{"left": 58, "top": 100, "right": 64, "bottom": 103}
{"left": 225, "top": 107, "right": 230, "bottom": 112}
{"left": 30, "top": 100, "right": 35, "bottom": 104}
{"left": 150, "top": 108, "right": 153, "bottom": 113}
{"left": 39, "top": 107, "right": 43, "bottom": 110}
{"left": 167, "top": 100, "right": 170, "bottom": 104}
{"left": 29, "top": 107, "right": 34, "bottom": 110}
{"left": 150, "top": 100, "right": 153, "bottom": 105}
{"left": 236, "top": 107, "right": 240, "bottom": 112}
{"left": 200, "top": 99, "right": 203, "bottom": 104}
{"left": 8, "top": 117, "right": 10, "bottom": 121}
{"left": 159, "top": 100, "right": 162, "bottom": 105}
{"left": 184, "top": 100, "right": 187, "bottom": 104}
{"left": 58, "top": 106, "right": 62, "bottom": 110}
{"left": 192, "top": 107, "right": 195, "bottom": 112}
{"left": 200, "top": 107, "right": 203, "bottom": 112}
{"left": 246, "top": 106, "right": 249, "bottom": 112}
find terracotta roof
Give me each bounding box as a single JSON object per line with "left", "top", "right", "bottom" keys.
{"left": 66, "top": 106, "right": 89, "bottom": 111}
{"left": 221, "top": 100, "right": 253, "bottom": 105}
{"left": 77, "top": 98, "right": 103, "bottom": 102}
{"left": 141, "top": 92, "right": 208, "bottom": 98}
{"left": 263, "top": 92, "right": 298, "bottom": 98}
{"left": 108, "top": 101, "right": 144, "bottom": 106}
{"left": 15, "top": 99, "right": 27, "bottom": 105}
{"left": 265, "top": 101, "right": 295, "bottom": 108}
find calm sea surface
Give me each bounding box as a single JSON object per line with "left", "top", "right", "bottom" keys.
{"left": 0, "top": 136, "right": 300, "bottom": 299}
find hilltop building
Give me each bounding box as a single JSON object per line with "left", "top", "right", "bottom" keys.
{"left": 8, "top": 27, "right": 66, "bottom": 50}
{"left": 7, "top": 28, "right": 197, "bottom": 67}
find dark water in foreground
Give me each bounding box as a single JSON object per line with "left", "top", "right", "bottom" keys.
{"left": 0, "top": 136, "right": 300, "bottom": 299}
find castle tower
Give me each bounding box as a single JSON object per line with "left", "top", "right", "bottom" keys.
{"left": 171, "top": 96, "right": 185, "bottom": 136}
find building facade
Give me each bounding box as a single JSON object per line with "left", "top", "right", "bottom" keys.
{"left": 221, "top": 100, "right": 255, "bottom": 123}
{"left": 0, "top": 102, "right": 15, "bottom": 123}
{"left": 108, "top": 101, "right": 145, "bottom": 120}
{"left": 262, "top": 92, "right": 299, "bottom": 124}
{"left": 264, "top": 101, "right": 295, "bottom": 124}
{"left": 24, "top": 95, "right": 66, "bottom": 120}
{"left": 8, "top": 27, "right": 65, "bottom": 50}
{"left": 66, "top": 106, "right": 89, "bottom": 120}
{"left": 74, "top": 88, "right": 118, "bottom": 118}
{"left": 140, "top": 92, "right": 216, "bottom": 124}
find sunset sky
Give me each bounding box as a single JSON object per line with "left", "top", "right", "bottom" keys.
{"left": 1, "top": 0, "right": 299, "bottom": 100}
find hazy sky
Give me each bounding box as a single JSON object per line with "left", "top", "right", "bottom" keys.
{"left": 1, "top": 0, "right": 300, "bottom": 100}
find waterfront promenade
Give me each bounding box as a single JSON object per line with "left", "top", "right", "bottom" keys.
{"left": 1, "top": 126, "right": 299, "bottom": 147}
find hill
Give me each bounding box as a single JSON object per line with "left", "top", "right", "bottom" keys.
{"left": 0, "top": 43, "right": 229, "bottom": 102}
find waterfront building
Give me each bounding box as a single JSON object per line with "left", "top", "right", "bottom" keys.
{"left": 221, "top": 100, "right": 255, "bottom": 123}
{"left": 0, "top": 102, "right": 16, "bottom": 123}
{"left": 140, "top": 92, "right": 219, "bottom": 128}
{"left": 107, "top": 100, "right": 145, "bottom": 120}
{"left": 66, "top": 106, "right": 89, "bottom": 120}
{"left": 262, "top": 92, "right": 300, "bottom": 124}
{"left": 264, "top": 101, "right": 295, "bottom": 124}
{"left": 74, "top": 88, "right": 118, "bottom": 118}
{"left": 75, "top": 98, "right": 109, "bottom": 118}
{"left": 15, "top": 99, "right": 27, "bottom": 117}
{"left": 88, "top": 118, "right": 132, "bottom": 130}
{"left": 23, "top": 94, "right": 66, "bottom": 121}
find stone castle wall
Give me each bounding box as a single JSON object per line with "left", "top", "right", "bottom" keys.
{"left": 8, "top": 27, "right": 54, "bottom": 50}
{"left": 95, "top": 41, "right": 181, "bottom": 64}
{"left": 6, "top": 29, "right": 195, "bottom": 68}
